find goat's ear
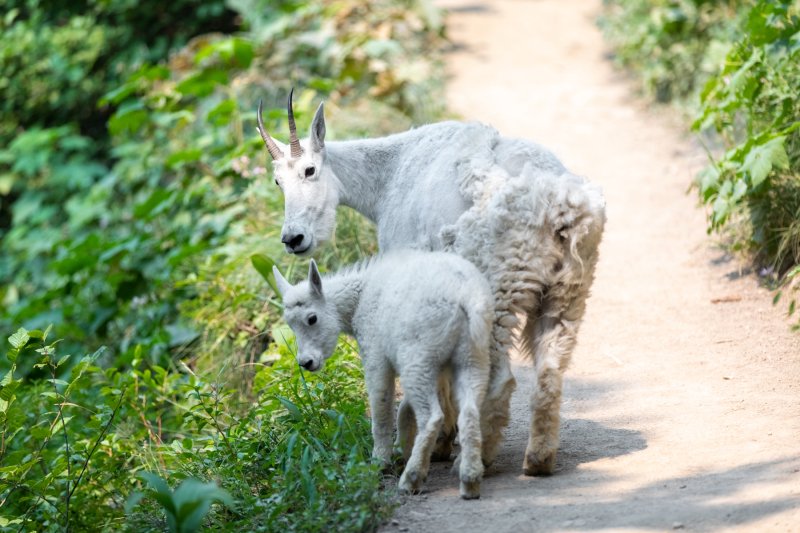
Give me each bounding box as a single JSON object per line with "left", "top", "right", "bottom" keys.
{"left": 308, "top": 259, "right": 324, "bottom": 298}
{"left": 272, "top": 265, "right": 291, "bottom": 297}
{"left": 310, "top": 102, "right": 326, "bottom": 152}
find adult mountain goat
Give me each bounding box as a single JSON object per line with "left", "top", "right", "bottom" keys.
{"left": 273, "top": 252, "right": 492, "bottom": 498}
{"left": 257, "top": 92, "right": 606, "bottom": 475}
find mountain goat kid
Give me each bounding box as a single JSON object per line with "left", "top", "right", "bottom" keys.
{"left": 273, "top": 250, "right": 493, "bottom": 499}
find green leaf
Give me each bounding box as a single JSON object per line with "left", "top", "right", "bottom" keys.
{"left": 124, "top": 491, "right": 146, "bottom": 515}
{"left": 0, "top": 516, "right": 23, "bottom": 527}
{"left": 134, "top": 188, "right": 175, "bottom": 218}
{"left": 712, "top": 195, "right": 730, "bottom": 224}
{"left": 271, "top": 324, "right": 295, "bottom": 353}
{"left": 731, "top": 179, "right": 747, "bottom": 202}
{"left": 175, "top": 69, "right": 228, "bottom": 98}
{"left": 165, "top": 324, "right": 200, "bottom": 348}
{"left": 8, "top": 328, "right": 29, "bottom": 351}
{"left": 109, "top": 101, "right": 149, "bottom": 135}
{"left": 30, "top": 426, "right": 50, "bottom": 439}
{"left": 164, "top": 149, "right": 202, "bottom": 170}
{"left": 0, "top": 369, "right": 18, "bottom": 407}
{"left": 139, "top": 472, "right": 173, "bottom": 499}
{"left": 206, "top": 99, "right": 237, "bottom": 126}
{"left": 250, "top": 254, "right": 280, "bottom": 297}
{"left": 0, "top": 369, "right": 14, "bottom": 390}
{"left": 741, "top": 136, "right": 789, "bottom": 188}
{"left": 138, "top": 472, "right": 178, "bottom": 519}
{"left": 172, "top": 479, "right": 235, "bottom": 532}
{"left": 277, "top": 395, "right": 303, "bottom": 421}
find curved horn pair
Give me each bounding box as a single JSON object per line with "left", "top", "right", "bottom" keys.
{"left": 256, "top": 89, "right": 304, "bottom": 160}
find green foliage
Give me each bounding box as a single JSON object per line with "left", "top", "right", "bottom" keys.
{"left": 603, "top": 0, "right": 800, "bottom": 330}
{"left": 1, "top": 328, "right": 392, "bottom": 531}
{"left": 0, "top": 327, "right": 125, "bottom": 531}
{"left": 0, "top": 0, "right": 235, "bottom": 139}
{"left": 1, "top": 0, "right": 445, "bottom": 529}
{"left": 127, "top": 473, "right": 235, "bottom": 533}
{"left": 600, "top": 0, "right": 744, "bottom": 103}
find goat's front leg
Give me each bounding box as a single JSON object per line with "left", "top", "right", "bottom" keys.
{"left": 364, "top": 358, "right": 396, "bottom": 468}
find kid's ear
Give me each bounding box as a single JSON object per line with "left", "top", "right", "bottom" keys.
{"left": 272, "top": 265, "right": 291, "bottom": 297}
{"left": 308, "top": 259, "right": 323, "bottom": 298}
{"left": 310, "top": 102, "right": 326, "bottom": 152}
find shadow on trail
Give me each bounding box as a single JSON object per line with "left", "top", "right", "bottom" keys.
{"left": 485, "top": 376, "right": 647, "bottom": 478}
{"left": 494, "top": 458, "right": 800, "bottom": 531}
{"left": 384, "top": 378, "right": 799, "bottom": 530}
{"left": 557, "top": 418, "right": 647, "bottom": 474}
{"left": 446, "top": 2, "right": 492, "bottom": 14}
{"left": 485, "top": 417, "right": 648, "bottom": 479}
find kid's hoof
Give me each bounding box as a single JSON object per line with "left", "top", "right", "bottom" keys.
{"left": 523, "top": 450, "right": 556, "bottom": 476}
{"left": 459, "top": 474, "right": 482, "bottom": 500}
{"left": 459, "top": 480, "right": 481, "bottom": 500}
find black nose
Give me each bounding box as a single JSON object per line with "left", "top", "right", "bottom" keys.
{"left": 282, "top": 233, "right": 305, "bottom": 250}
{"left": 300, "top": 360, "right": 314, "bottom": 370}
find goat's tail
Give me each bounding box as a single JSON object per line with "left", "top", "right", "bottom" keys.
{"left": 466, "top": 295, "right": 493, "bottom": 372}
{"left": 530, "top": 166, "right": 606, "bottom": 281}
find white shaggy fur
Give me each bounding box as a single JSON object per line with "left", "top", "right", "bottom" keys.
{"left": 260, "top": 100, "right": 606, "bottom": 475}
{"left": 273, "top": 251, "right": 493, "bottom": 499}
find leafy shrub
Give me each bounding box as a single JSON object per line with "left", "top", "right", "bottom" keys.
{"left": 0, "top": 0, "right": 235, "bottom": 139}
{"left": 602, "top": 0, "right": 800, "bottom": 329}
{"left": 1, "top": 0, "right": 443, "bottom": 367}
{"left": 1, "top": 327, "right": 392, "bottom": 531}
{"left": 1, "top": 0, "right": 446, "bottom": 529}
{"left": 600, "top": 0, "right": 745, "bottom": 103}
{"left": 126, "top": 473, "right": 235, "bottom": 533}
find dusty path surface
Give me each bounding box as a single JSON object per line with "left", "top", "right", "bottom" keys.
{"left": 380, "top": 1, "right": 800, "bottom": 531}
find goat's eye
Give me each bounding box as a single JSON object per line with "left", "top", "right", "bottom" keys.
{"left": 308, "top": 314, "right": 317, "bottom": 326}
{"left": 304, "top": 166, "right": 315, "bottom": 178}
{"left": 274, "top": 178, "right": 281, "bottom": 188}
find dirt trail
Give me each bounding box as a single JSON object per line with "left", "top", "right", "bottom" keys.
{"left": 380, "top": 1, "right": 800, "bottom": 531}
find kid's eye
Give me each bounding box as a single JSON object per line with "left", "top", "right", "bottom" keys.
{"left": 308, "top": 314, "right": 317, "bottom": 326}
{"left": 304, "top": 166, "right": 315, "bottom": 177}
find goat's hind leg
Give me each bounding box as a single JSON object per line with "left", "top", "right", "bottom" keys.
{"left": 395, "top": 398, "right": 415, "bottom": 463}
{"left": 522, "top": 291, "right": 585, "bottom": 476}
{"left": 364, "top": 359, "right": 396, "bottom": 469}
{"left": 398, "top": 366, "right": 443, "bottom": 494}
{"left": 454, "top": 365, "right": 488, "bottom": 499}
{"left": 479, "top": 339, "right": 515, "bottom": 467}
{"left": 431, "top": 372, "right": 457, "bottom": 461}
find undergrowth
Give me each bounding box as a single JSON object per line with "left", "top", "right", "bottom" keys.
{"left": 602, "top": 0, "right": 800, "bottom": 330}
{"left": 0, "top": 0, "right": 446, "bottom": 529}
